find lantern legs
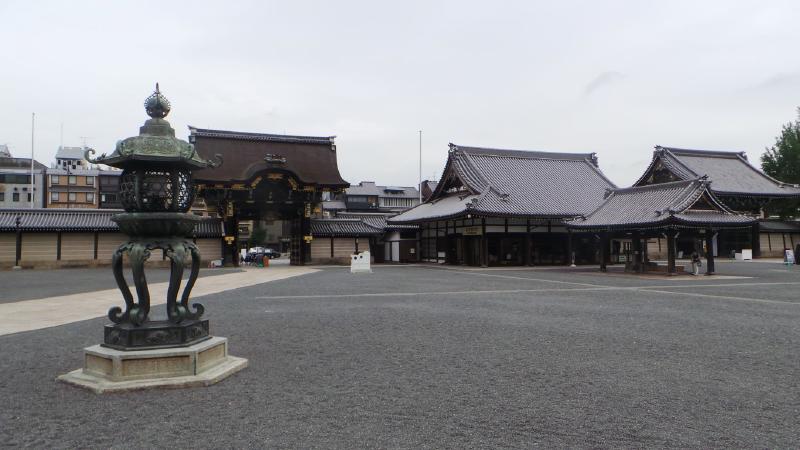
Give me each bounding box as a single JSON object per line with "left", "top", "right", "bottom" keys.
{"left": 104, "top": 238, "right": 209, "bottom": 351}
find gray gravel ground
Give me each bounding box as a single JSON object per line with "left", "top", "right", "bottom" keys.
{"left": 1, "top": 261, "right": 799, "bottom": 448}
{"left": 0, "top": 267, "right": 244, "bottom": 304}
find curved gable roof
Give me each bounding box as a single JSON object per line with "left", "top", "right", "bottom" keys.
{"left": 570, "top": 178, "right": 755, "bottom": 230}
{"left": 391, "top": 144, "right": 616, "bottom": 223}
{"left": 635, "top": 146, "right": 800, "bottom": 197}
{"left": 189, "top": 127, "right": 348, "bottom": 187}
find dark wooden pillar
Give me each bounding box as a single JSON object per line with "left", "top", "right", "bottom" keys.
{"left": 231, "top": 216, "right": 240, "bottom": 267}
{"left": 330, "top": 237, "right": 334, "bottom": 258}
{"left": 642, "top": 235, "right": 649, "bottom": 264}
{"left": 599, "top": 232, "right": 609, "bottom": 272}
{"left": 435, "top": 221, "right": 440, "bottom": 263}
{"left": 221, "top": 207, "right": 240, "bottom": 267}
{"left": 300, "top": 214, "right": 310, "bottom": 265}
{"left": 524, "top": 220, "right": 532, "bottom": 266}
{"left": 93, "top": 232, "right": 99, "bottom": 260}
{"left": 14, "top": 220, "right": 22, "bottom": 267}
{"left": 666, "top": 230, "right": 677, "bottom": 276}
{"left": 56, "top": 231, "right": 62, "bottom": 261}
{"left": 480, "top": 218, "right": 488, "bottom": 267}
{"left": 705, "top": 229, "right": 716, "bottom": 275}
{"left": 355, "top": 237, "right": 359, "bottom": 253}
{"left": 567, "top": 230, "right": 574, "bottom": 266}
{"left": 751, "top": 222, "right": 761, "bottom": 258}
{"left": 632, "top": 231, "right": 642, "bottom": 272}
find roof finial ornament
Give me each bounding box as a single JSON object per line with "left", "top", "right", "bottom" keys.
{"left": 144, "top": 82, "right": 171, "bottom": 119}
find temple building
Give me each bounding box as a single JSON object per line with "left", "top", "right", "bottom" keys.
{"left": 189, "top": 127, "right": 349, "bottom": 266}
{"left": 388, "top": 144, "right": 616, "bottom": 266}
{"left": 568, "top": 178, "right": 755, "bottom": 274}
{"left": 634, "top": 146, "right": 800, "bottom": 257}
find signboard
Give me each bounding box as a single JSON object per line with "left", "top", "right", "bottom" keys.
{"left": 463, "top": 226, "right": 482, "bottom": 236}
{"left": 304, "top": 235, "right": 314, "bottom": 243}
{"left": 786, "top": 249, "right": 796, "bottom": 265}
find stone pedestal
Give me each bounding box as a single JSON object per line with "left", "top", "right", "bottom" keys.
{"left": 58, "top": 336, "right": 247, "bottom": 394}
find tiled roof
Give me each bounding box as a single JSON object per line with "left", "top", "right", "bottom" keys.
{"left": 390, "top": 144, "right": 616, "bottom": 223}
{"left": 636, "top": 146, "right": 800, "bottom": 197}
{"left": 759, "top": 220, "right": 800, "bottom": 233}
{"left": 310, "top": 218, "right": 384, "bottom": 236}
{"left": 569, "top": 178, "right": 755, "bottom": 230}
{"left": 0, "top": 157, "right": 47, "bottom": 170}
{"left": 336, "top": 212, "right": 418, "bottom": 230}
{"left": 188, "top": 127, "right": 334, "bottom": 145}
{"left": 55, "top": 146, "right": 87, "bottom": 160}
{"left": 0, "top": 208, "right": 223, "bottom": 237}
{"left": 189, "top": 126, "right": 348, "bottom": 187}
{"left": 346, "top": 181, "right": 420, "bottom": 199}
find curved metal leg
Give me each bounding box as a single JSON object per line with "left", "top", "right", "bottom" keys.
{"left": 165, "top": 241, "right": 188, "bottom": 324}
{"left": 128, "top": 242, "right": 152, "bottom": 326}
{"left": 108, "top": 242, "right": 134, "bottom": 323}
{"left": 181, "top": 241, "right": 204, "bottom": 320}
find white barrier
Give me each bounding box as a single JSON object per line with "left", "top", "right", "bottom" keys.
{"left": 350, "top": 251, "right": 372, "bottom": 273}
{"left": 735, "top": 249, "right": 753, "bottom": 261}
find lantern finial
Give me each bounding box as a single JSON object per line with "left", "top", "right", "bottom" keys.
{"left": 144, "top": 82, "right": 171, "bottom": 119}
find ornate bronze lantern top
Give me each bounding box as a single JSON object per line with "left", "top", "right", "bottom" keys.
{"left": 87, "top": 83, "right": 217, "bottom": 171}
{"left": 87, "top": 84, "right": 220, "bottom": 218}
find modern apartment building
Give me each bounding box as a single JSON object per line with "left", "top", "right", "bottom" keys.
{"left": 0, "top": 145, "right": 46, "bottom": 208}
{"left": 46, "top": 146, "right": 98, "bottom": 208}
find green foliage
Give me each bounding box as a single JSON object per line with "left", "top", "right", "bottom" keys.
{"left": 761, "top": 108, "right": 800, "bottom": 218}
{"left": 249, "top": 227, "right": 267, "bottom": 246}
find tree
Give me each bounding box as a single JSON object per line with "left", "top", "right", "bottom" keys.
{"left": 761, "top": 108, "right": 800, "bottom": 218}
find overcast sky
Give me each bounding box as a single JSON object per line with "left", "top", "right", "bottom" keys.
{"left": 2, "top": 0, "right": 799, "bottom": 187}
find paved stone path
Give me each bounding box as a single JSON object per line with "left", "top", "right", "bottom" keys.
{"left": 0, "top": 266, "right": 317, "bottom": 336}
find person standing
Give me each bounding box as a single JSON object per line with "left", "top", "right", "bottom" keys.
{"left": 690, "top": 250, "right": 701, "bottom": 276}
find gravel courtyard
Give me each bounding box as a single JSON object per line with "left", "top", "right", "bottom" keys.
{"left": 1, "top": 262, "right": 799, "bottom": 448}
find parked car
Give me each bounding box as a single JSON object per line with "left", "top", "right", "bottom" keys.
{"left": 246, "top": 248, "right": 280, "bottom": 261}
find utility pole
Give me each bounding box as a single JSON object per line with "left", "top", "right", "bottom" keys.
{"left": 418, "top": 130, "right": 422, "bottom": 204}
{"left": 30, "top": 113, "right": 35, "bottom": 208}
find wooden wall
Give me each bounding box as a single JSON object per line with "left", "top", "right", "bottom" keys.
{"left": 21, "top": 233, "right": 58, "bottom": 261}
{"left": 760, "top": 232, "right": 800, "bottom": 257}
{"left": 0, "top": 231, "right": 224, "bottom": 268}
{"left": 0, "top": 234, "right": 15, "bottom": 262}
{"left": 309, "top": 237, "right": 360, "bottom": 264}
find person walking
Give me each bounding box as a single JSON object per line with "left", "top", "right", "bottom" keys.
{"left": 690, "top": 250, "right": 701, "bottom": 276}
